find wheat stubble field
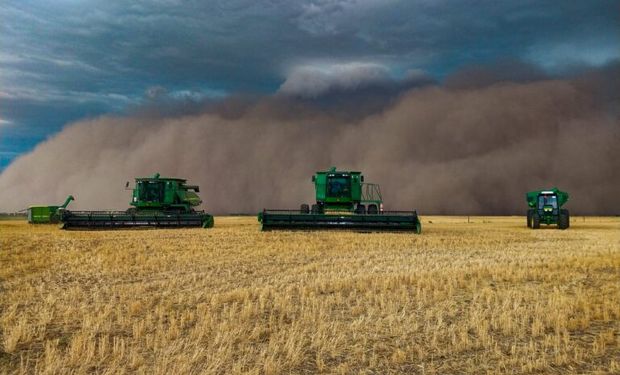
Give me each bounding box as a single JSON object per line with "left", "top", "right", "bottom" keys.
{"left": 0, "top": 216, "right": 618, "bottom": 374}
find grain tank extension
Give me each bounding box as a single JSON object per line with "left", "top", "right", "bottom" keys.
{"left": 258, "top": 167, "right": 421, "bottom": 232}
{"left": 60, "top": 173, "right": 214, "bottom": 229}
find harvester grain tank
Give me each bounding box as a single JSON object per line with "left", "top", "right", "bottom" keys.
{"left": 60, "top": 173, "right": 214, "bottom": 229}
{"left": 28, "top": 195, "right": 74, "bottom": 224}
{"left": 258, "top": 167, "right": 421, "bottom": 232}
{"left": 526, "top": 188, "right": 569, "bottom": 229}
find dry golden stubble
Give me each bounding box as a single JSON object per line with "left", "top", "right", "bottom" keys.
{"left": 0, "top": 216, "right": 618, "bottom": 374}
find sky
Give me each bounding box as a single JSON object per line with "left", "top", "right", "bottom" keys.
{"left": 1, "top": 1, "right": 619, "bottom": 170}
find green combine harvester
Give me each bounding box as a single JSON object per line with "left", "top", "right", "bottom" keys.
{"left": 28, "top": 195, "right": 74, "bottom": 224}
{"left": 526, "top": 188, "right": 570, "bottom": 229}
{"left": 60, "top": 173, "right": 214, "bottom": 229}
{"left": 258, "top": 167, "right": 421, "bottom": 232}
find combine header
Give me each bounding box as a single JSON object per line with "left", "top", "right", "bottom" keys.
{"left": 526, "top": 188, "right": 570, "bottom": 229}
{"left": 60, "top": 173, "right": 213, "bottom": 229}
{"left": 258, "top": 167, "right": 421, "bottom": 232}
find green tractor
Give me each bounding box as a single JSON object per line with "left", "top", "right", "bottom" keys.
{"left": 259, "top": 167, "right": 421, "bottom": 232}
{"left": 60, "top": 173, "right": 214, "bottom": 229}
{"left": 28, "top": 195, "right": 74, "bottom": 224}
{"left": 526, "top": 188, "right": 570, "bottom": 229}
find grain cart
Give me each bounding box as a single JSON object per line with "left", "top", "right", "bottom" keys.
{"left": 60, "top": 173, "right": 214, "bottom": 229}
{"left": 526, "top": 188, "right": 569, "bottom": 229}
{"left": 28, "top": 195, "right": 74, "bottom": 224}
{"left": 258, "top": 167, "right": 421, "bottom": 232}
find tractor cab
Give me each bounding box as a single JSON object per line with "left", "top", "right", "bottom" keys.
{"left": 537, "top": 191, "right": 559, "bottom": 215}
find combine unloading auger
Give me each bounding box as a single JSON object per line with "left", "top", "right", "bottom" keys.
{"left": 258, "top": 167, "right": 421, "bottom": 233}
{"left": 60, "top": 173, "right": 214, "bottom": 229}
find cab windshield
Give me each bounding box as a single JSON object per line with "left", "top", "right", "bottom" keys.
{"left": 137, "top": 181, "right": 164, "bottom": 202}
{"left": 327, "top": 175, "right": 351, "bottom": 198}
{"left": 538, "top": 194, "right": 557, "bottom": 209}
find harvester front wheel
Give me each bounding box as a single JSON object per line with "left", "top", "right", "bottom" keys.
{"left": 532, "top": 213, "right": 541, "bottom": 229}
{"left": 367, "top": 204, "right": 378, "bottom": 214}
{"left": 300, "top": 204, "right": 310, "bottom": 214}
{"left": 558, "top": 209, "right": 569, "bottom": 229}
{"left": 527, "top": 209, "right": 534, "bottom": 228}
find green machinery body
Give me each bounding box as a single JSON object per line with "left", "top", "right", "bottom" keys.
{"left": 526, "top": 187, "right": 570, "bottom": 229}
{"left": 28, "top": 195, "right": 74, "bottom": 224}
{"left": 259, "top": 167, "right": 421, "bottom": 232}
{"left": 60, "top": 173, "right": 213, "bottom": 229}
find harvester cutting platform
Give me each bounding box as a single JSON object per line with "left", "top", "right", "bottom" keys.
{"left": 259, "top": 167, "right": 421, "bottom": 232}
{"left": 60, "top": 173, "right": 213, "bottom": 229}
{"left": 526, "top": 188, "right": 569, "bottom": 229}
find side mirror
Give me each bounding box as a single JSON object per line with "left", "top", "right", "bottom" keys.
{"left": 312, "top": 176, "right": 315, "bottom": 182}
{"left": 125, "top": 181, "right": 130, "bottom": 190}
{"left": 361, "top": 176, "right": 364, "bottom": 182}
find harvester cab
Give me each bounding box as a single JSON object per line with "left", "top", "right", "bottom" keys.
{"left": 309, "top": 167, "right": 382, "bottom": 214}
{"left": 259, "top": 167, "right": 421, "bottom": 232}
{"left": 526, "top": 188, "right": 569, "bottom": 229}
{"left": 60, "top": 173, "right": 214, "bottom": 229}
{"left": 130, "top": 173, "right": 202, "bottom": 212}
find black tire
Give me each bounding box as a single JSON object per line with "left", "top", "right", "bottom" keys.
{"left": 300, "top": 204, "right": 309, "bottom": 214}
{"left": 311, "top": 204, "right": 321, "bottom": 214}
{"left": 532, "top": 212, "right": 541, "bottom": 229}
{"left": 355, "top": 204, "right": 366, "bottom": 214}
{"left": 558, "top": 209, "right": 569, "bottom": 230}
{"left": 367, "top": 204, "right": 378, "bottom": 214}
{"left": 527, "top": 209, "right": 534, "bottom": 228}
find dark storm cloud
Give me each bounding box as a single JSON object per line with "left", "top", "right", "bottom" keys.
{"left": 0, "top": 1, "right": 619, "bottom": 168}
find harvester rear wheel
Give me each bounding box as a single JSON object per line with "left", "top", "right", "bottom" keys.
{"left": 355, "top": 204, "right": 366, "bottom": 214}
{"left": 527, "top": 209, "right": 534, "bottom": 228}
{"left": 300, "top": 204, "right": 310, "bottom": 214}
{"left": 558, "top": 209, "right": 569, "bottom": 229}
{"left": 367, "top": 204, "right": 378, "bottom": 214}
{"left": 532, "top": 213, "right": 541, "bottom": 229}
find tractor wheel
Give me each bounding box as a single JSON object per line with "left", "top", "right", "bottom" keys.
{"left": 532, "top": 212, "right": 541, "bottom": 229}
{"left": 558, "top": 209, "right": 569, "bottom": 229}
{"left": 300, "top": 204, "right": 310, "bottom": 214}
{"left": 355, "top": 204, "right": 366, "bottom": 214}
{"left": 527, "top": 209, "right": 534, "bottom": 228}
{"left": 367, "top": 204, "right": 378, "bottom": 214}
